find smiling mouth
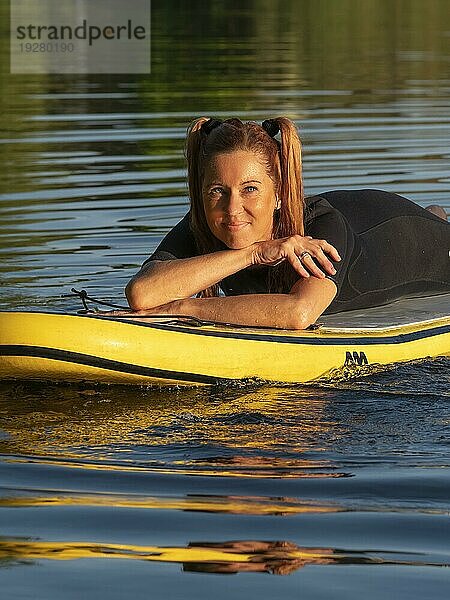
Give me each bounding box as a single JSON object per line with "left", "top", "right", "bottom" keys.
{"left": 223, "top": 222, "right": 249, "bottom": 230}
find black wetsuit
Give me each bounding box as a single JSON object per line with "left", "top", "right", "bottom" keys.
{"left": 143, "top": 189, "right": 450, "bottom": 314}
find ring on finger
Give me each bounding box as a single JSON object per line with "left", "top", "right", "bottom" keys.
{"left": 299, "top": 251, "right": 311, "bottom": 261}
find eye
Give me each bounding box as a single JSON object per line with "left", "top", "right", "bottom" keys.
{"left": 208, "top": 186, "right": 224, "bottom": 195}
{"left": 244, "top": 185, "right": 258, "bottom": 192}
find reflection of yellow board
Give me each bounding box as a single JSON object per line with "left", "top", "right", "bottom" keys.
{"left": 0, "top": 310, "right": 449, "bottom": 386}
{"left": 0, "top": 538, "right": 336, "bottom": 568}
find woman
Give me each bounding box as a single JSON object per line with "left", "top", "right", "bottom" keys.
{"left": 124, "top": 117, "right": 449, "bottom": 330}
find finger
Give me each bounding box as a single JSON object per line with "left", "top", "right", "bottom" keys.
{"left": 301, "top": 253, "right": 326, "bottom": 278}
{"left": 310, "top": 249, "right": 337, "bottom": 276}
{"left": 318, "top": 240, "right": 341, "bottom": 261}
{"left": 288, "top": 251, "right": 310, "bottom": 278}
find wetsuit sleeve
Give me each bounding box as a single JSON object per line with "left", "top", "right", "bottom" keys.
{"left": 304, "top": 199, "right": 354, "bottom": 292}
{"left": 141, "top": 213, "right": 198, "bottom": 266}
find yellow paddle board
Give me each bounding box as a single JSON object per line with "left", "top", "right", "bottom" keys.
{"left": 0, "top": 297, "right": 448, "bottom": 386}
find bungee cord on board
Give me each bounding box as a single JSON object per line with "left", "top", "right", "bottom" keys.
{"left": 63, "top": 288, "right": 319, "bottom": 330}
{"left": 63, "top": 288, "right": 233, "bottom": 327}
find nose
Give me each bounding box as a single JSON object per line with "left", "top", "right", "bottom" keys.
{"left": 223, "top": 189, "right": 243, "bottom": 215}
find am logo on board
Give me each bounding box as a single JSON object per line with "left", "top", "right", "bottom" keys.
{"left": 344, "top": 351, "right": 369, "bottom": 366}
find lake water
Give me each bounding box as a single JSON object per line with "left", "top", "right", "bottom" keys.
{"left": 0, "top": 1, "right": 449, "bottom": 598}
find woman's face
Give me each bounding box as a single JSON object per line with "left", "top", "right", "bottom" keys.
{"left": 202, "top": 150, "right": 278, "bottom": 249}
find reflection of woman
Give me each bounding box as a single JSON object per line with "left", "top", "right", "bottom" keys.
{"left": 124, "top": 117, "right": 449, "bottom": 329}
{"left": 183, "top": 540, "right": 334, "bottom": 575}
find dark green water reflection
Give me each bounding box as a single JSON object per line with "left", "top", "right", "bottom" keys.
{"left": 1, "top": 0, "right": 449, "bottom": 309}
{"left": 0, "top": 1, "right": 449, "bottom": 599}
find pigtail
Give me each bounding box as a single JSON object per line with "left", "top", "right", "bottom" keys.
{"left": 263, "top": 118, "right": 304, "bottom": 293}
{"left": 185, "top": 116, "right": 209, "bottom": 224}
{"left": 185, "top": 117, "right": 221, "bottom": 298}
{"left": 275, "top": 117, "right": 305, "bottom": 238}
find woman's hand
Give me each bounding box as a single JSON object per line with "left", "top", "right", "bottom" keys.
{"left": 251, "top": 235, "right": 341, "bottom": 279}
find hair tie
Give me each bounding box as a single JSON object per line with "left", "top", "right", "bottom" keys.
{"left": 201, "top": 118, "right": 223, "bottom": 135}
{"left": 262, "top": 119, "right": 280, "bottom": 138}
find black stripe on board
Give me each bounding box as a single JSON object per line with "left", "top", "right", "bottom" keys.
{"left": 95, "top": 316, "right": 450, "bottom": 346}
{"left": 0, "top": 345, "right": 229, "bottom": 385}
{"left": 7, "top": 312, "right": 449, "bottom": 346}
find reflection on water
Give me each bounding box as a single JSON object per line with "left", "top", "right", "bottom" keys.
{"left": 1, "top": 371, "right": 449, "bottom": 593}
{"left": 1, "top": 370, "right": 449, "bottom": 483}
{"left": 3, "top": 537, "right": 445, "bottom": 574}
{"left": 0, "top": 493, "right": 339, "bottom": 516}
{"left": 0, "top": 383, "right": 344, "bottom": 477}
{"left": 1, "top": 0, "right": 450, "bottom": 598}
